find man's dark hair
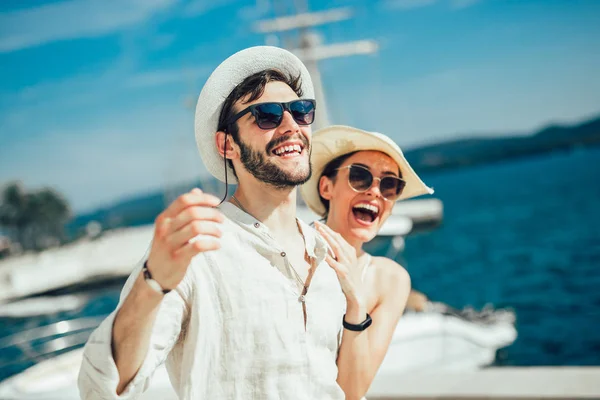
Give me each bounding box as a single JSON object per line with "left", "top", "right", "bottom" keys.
{"left": 217, "top": 69, "right": 303, "bottom": 177}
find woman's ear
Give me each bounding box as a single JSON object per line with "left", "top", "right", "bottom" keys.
{"left": 319, "top": 175, "right": 334, "bottom": 200}
{"left": 216, "top": 131, "right": 238, "bottom": 160}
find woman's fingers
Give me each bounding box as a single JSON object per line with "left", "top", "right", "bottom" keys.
{"left": 316, "top": 222, "right": 349, "bottom": 248}
{"left": 321, "top": 223, "right": 355, "bottom": 255}
{"left": 315, "top": 222, "right": 353, "bottom": 264}
{"left": 325, "top": 254, "right": 341, "bottom": 272}
{"left": 326, "top": 255, "right": 350, "bottom": 282}
{"left": 316, "top": 224, "right": 343, "bottom": 260}
{"left": 326, "top": 254, "right": 346, "bottom": 280}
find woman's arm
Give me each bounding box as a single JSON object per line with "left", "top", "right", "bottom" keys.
{"left": 314, "top": 222, "right": 411, "bottom": 399}
{"left": 406, "top": 289, "right": 429, "bottom": 312}
{"left": 336, "top": 259, "right": 411, "bottom": 399}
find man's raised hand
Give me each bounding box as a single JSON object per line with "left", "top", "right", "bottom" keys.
{"left": 145, "top": 188, "right": 224, "bottom": 291}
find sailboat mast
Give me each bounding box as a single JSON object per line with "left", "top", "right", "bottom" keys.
{"left": 255, "top": 1, "right": 378, "bottom": 130}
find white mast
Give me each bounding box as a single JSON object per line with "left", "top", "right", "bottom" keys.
{"left": 255, "top": 2, "right": 378, "bottom": 130}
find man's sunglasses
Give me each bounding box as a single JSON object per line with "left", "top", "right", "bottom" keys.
{"left": 336, "top": 164, "right": 406, "bottom": 202}
{"left": 227, "top": 99, "right": 316, "bottom": 130}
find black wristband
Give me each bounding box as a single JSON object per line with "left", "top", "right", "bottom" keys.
{"left": 342, "top": 313, "right": 372, "bottom": 332}
{"left": 142, "top": 261, "right": 171, "bottom": 295}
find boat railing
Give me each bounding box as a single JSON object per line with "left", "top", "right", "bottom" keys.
{"left": 0, "top": 315, "right": 106, "bottom": 371}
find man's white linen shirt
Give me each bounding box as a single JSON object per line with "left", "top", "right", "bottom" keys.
{"left": 78, "top": 202, "right": 346, "bottom": 400}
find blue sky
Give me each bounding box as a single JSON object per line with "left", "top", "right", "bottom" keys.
{"left": 1, "top": 0, "right": 599, "bottom": 212}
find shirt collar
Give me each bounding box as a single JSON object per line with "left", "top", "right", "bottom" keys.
{"left": 219, "top": 201, "right": 256, "bottom": 227}
{"left": 218, "top": 202, "right": 326, "bottom": 263}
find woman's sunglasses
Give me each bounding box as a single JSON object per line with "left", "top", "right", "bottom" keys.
{"left": 336, "top": 164, "right": 406, "bottom": 202}
{"left": 227, "top": 99, "right": 316, "bottom": 130}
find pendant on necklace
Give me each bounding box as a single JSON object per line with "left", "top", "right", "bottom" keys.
{"left": 298, "top": 294, "right": 306, "bottom": 303}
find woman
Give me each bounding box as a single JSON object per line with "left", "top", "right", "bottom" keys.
{"left": 300, "top": 125, "right": 433, "bottom": 399}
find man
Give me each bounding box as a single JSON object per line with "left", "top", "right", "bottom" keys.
{"left": 78, "top": 46, "right": 349, "bottom": 399}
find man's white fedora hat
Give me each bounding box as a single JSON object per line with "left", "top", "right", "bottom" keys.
{"left": 194, "top": 46, "right": 315, "bottom": 183}
{"left": 300, "top": 125, "right": 434, "bottom": 217}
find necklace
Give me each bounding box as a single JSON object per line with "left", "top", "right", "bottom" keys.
{"left": 230, "top": 195, "right": 251, "bottom": 216}
{"left": 230, "top": 194, "right": 310, "bottom": 303}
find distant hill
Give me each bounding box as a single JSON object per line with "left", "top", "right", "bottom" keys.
{"left": 65, "top": 183, "right": 234, "bottom": 239}
{"left": 67, "top": 114, "right": 600, "bottom": 237}
{"left": 66, "top": 191, "right": 165, "bottom": 237}
{"left": 403, "top": 115, "right": 600, "bottom": 172}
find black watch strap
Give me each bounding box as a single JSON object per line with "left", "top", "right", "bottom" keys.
{"left": 342, "top": 313, "right": 373, "bottom": 332}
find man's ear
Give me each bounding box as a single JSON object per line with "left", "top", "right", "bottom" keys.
{"left": 319, "top": 175, "right": 334, "bottom": 200}
{"left": 216, "top": 131, "right": 238, "bottom": 160}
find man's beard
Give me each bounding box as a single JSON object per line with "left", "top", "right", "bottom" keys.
{"left": 237, "top": 135, "right": 312, "bottom": 189}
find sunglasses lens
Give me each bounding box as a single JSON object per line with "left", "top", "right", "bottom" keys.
{"left": 380, "top": 177, "right": 405, "bottom": 200}
{"left": 289, "top": 100, "right": 315, "bottom": 125}
{"left": 348, "top": 166, "right": 373, "bottom": 192}
{"left": 254, "top": 103, "right": 283, "bottom": 129}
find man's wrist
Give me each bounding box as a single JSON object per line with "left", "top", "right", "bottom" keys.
{"left": 142, "top": 261, "right": 171, "bottom": 295}
{"left": 133, "top": 269, "right": 166, "bottom": 304}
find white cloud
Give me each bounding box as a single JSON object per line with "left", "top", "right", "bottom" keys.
{"left": 386, "top": 0, "right": 437, "bottom": 10}
{"left": 0, "top": 54, "right": 217, "bottom": 211}
{"left": 181, "top": 0, "right": 237, "bottom": 17}
{"left": 150, "top": 33, "right": 177, "bottom": 50}
{"left": 127, "top": 66, "right": 211, "bottom": 88}
{"left": 0, "top": 103, "right": 208, "bottom": 212}
{"left": 0, "top": 0, "right": 178, "bottom": 53}
{"left": 385, "top": 0, "right": 481, "bottom": 10}
{"left": 237, "top": 0, "right": 271, "bottom": 21}
{"left": 0, "top": 68, "right": 126, "bottom": 123}
{"left": 0, "top": 60, "right": 210, "bottom": 116}
{"left": 360, "top": 61, "right": 600, "bottom": 147}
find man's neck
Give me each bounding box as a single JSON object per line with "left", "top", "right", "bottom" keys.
{"left": 232, "top": 181, "right": 298, "bottom": 237}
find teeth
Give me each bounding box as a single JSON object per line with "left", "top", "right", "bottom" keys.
{"left": 274, "top": 144, "right": 303, "bottom": 155}
{"left": 354, "top": 203, "right": 379, "bottom": 214}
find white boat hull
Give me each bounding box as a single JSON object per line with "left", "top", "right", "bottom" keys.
{"left": 0, "top": 309, "right": 516, "bottom": 399}
{"left": 379, "top": 311, "right": 517, "bottom": 374}
{"left": 0, "top": 209, "right": 413, "bottom": 303}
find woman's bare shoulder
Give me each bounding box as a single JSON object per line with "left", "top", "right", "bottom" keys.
{"left": 371, "top": 256, "right": 411, "bottom": 295}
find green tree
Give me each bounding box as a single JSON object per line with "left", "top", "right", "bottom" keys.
{"left": 0, "top": 182, "right": 71, "bottom": 251}
{"left": 0, "top": 182, "right": 29, "bottom": 247}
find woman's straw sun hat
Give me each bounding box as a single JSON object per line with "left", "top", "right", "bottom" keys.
{"left": 300, "top": 125, "right": 434, "bottom": 217}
